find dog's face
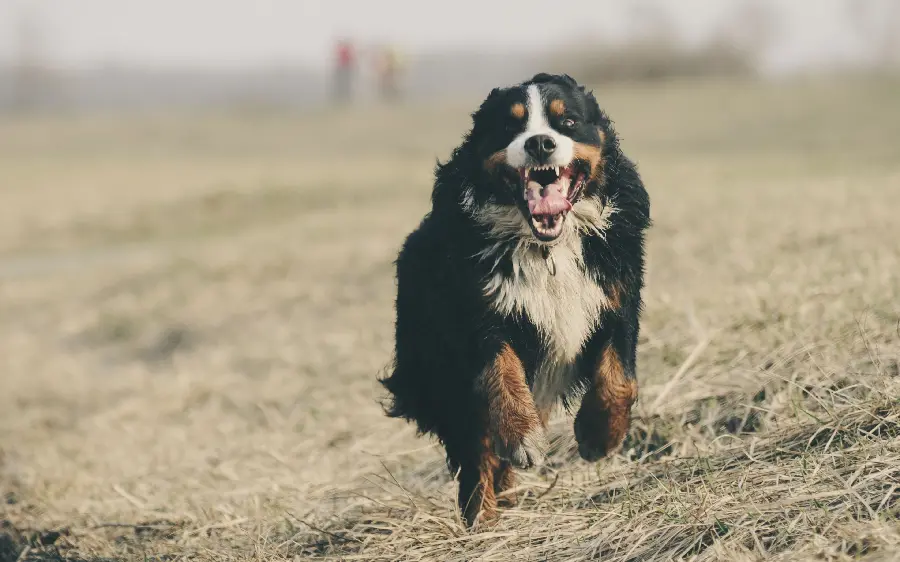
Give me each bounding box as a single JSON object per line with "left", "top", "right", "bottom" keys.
{"left": 466, "top": 74, "right": 609, "bottom": 242}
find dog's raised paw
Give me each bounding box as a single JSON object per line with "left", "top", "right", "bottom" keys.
{"left": 574, "top": 407, "right": 628, "bottom": 462}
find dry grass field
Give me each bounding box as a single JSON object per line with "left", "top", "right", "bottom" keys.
{"left": 2, "top": 76, "right": 900, "bottom": 562}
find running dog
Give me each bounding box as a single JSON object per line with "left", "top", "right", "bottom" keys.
{"left": 381, "top": 72, "right": 651, "bottom": 527}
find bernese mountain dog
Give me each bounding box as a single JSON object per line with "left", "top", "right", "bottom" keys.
{"left": 380, "top": 73, "right": 650, "bottom": 527}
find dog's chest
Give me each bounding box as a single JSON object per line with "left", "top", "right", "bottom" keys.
{"left": 483, "top": 240, "right": 609, "bottom": 407}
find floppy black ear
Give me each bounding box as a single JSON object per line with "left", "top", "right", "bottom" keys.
{"left": 462, "top": 86, "right": 507, "bottom": 151}
{"left": 555, "top": 74, "right": 581, "bottom": 88}
{"left": 471, "top": 87, "right": 503, "bottom": 119}
{"left": 529, "top": 72, "right": 556, "bottom": 84}
{"left": 529, "top": 73, "right": 581, "bottom": 88}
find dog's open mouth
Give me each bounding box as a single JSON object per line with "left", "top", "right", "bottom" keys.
{"left": 519, "top": 163, "right": 588, "bottom": 241}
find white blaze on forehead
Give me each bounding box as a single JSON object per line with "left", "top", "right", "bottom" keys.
{"left": 525, "top": 84, "right": 549, "bottom": 133}
{"left": 506, "top": 84, "right": 575, "bottom": 169}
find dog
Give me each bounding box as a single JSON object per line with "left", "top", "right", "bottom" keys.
{"left": 380, "top": 73, "right": 650, "bottom": 527}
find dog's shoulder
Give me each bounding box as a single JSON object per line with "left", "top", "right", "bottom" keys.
{"left": 581, "top": 153, "right": 650, "bottom": 288}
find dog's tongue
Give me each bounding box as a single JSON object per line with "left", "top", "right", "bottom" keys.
{"left": 526, "top": 180, "right": 571, "bottom": 216}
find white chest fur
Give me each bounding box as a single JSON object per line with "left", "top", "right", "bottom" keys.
{"left": 481, "top": 234, "right": 610, "bottom": 410}
{"left": 469, "top": 194, "right": 617, "bottom": 410}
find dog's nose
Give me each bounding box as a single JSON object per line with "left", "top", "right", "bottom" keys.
{"left": 524, "top": 134, "right": 557, "bottom": 162}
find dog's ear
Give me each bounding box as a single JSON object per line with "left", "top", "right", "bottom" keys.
{"left": 529, "top": 72, "right": 556, "bottom": 84}
{"left": 461, "top": 86, "right": 507, "bottom": 156}
{"left": 555, "top": 74, "right": 581, "bottom": 88}
{"left": 485, "top": 87, "right": 505, "bottom": 104}
{"left": 470, "top": 87, "right": 504, "bottom": 122}
{"left": 529, "top": 73, "right": 580, "bottom": 88}
{"left": 476, "top": 86, "right": 502, "bottom": 109}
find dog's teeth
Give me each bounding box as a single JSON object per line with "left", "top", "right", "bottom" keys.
{"left": 555, "top": 166, "right": 560, "bottom": 176}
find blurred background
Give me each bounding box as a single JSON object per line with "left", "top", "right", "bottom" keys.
{"left": 1, "top": 0, "right": 900, "bottom": 111}
{"left": 2, "top": 2, "right": 900, "bottom": 560}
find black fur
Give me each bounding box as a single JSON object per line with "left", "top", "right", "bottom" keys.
{"left": 380, "top": 73, "right": 651, "bottom": 522}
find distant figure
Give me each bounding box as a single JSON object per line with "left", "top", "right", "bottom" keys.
{"left": 333, "top": 39, "right": 356, "bottom": 103}
{"left": 376, "top": 44, "right": 405, "bottom": 102}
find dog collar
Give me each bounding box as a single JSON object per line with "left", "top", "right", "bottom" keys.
{"left": 541, "top": 245, "right": 556, "bottom": 276}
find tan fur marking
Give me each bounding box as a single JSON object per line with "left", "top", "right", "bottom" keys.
{"left": 573, "top": 141, "right": 605, "bottom": 183}
{"left": 484, "top": 343, "right": 542, "bottom": 448}
{"left": 462, "top": 345, "right": 539, "bottom": 527}
{"left": 494, "top": 461, "right": 518, "bottom": 507}
{"left": 598, "top": 347, "right": 637, "bottom": 447}
{"left": 484, "top": 149, "right": 508, "bottom": 172}
{"left": 510, "top": 103, "right": 526, "bottom": 119}
{"left": 598, "top": 347, "right": 638, "bottom": 408}
{"left": 549, "top": 99, "right": 565, "bottom": 116}
{"left": 461, "top": 436, "right": 500, "bottom": 527}
{"left": 607, "top": 282, "right": 624, "bottom": 311}
{"left": 465, "top": 437, "right": 500, "bottom": 526}
{"left": 575, "top": 346, "right": 637, "bottom": 458}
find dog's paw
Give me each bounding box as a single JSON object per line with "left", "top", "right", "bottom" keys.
{"left": 574, "top": 406, "right": 629, "bottom": 462}
{"left": 495, "top": 491, "right": 518, "bottom": 508}
{"left": 493, "top": 428, "right": 547, "bottom": 469}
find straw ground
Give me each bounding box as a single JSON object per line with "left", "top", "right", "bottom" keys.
{"left": 1, "top": 76, "right": 899, "bottom": 561}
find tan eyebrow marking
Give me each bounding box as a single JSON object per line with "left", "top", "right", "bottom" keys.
{"left": 549, "top": 99, "right": 565, "bottom": 116}
{"left": 510, "top": 103, "right": 526, "bottom": 119}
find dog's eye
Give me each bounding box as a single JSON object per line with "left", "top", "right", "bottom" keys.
{"left": 562, "top": 118, "right": 577, "bottom": 129}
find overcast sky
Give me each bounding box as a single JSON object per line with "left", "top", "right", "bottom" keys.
{"left": 0, "top": 0, "right": 884, "bottom": 72}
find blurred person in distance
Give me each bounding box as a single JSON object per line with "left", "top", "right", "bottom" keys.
{"left": 375, "top": 43, "right": 405, "bottom": 103}
{"left": 333, "top": 38, "right": 356, "bottom": 104}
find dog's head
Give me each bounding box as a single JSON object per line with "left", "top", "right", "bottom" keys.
{"left": 457, "top": 73, "right": 612, "bottom": 243}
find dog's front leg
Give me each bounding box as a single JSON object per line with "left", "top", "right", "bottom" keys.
{"left": 574, "top": 338, "right": 638, "bottom": 461}
{"left": 457, "top": 342, "right": 546, "bottom": 528}
{"left": 480, "top": 343, "right": 547, "bottom": 469}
